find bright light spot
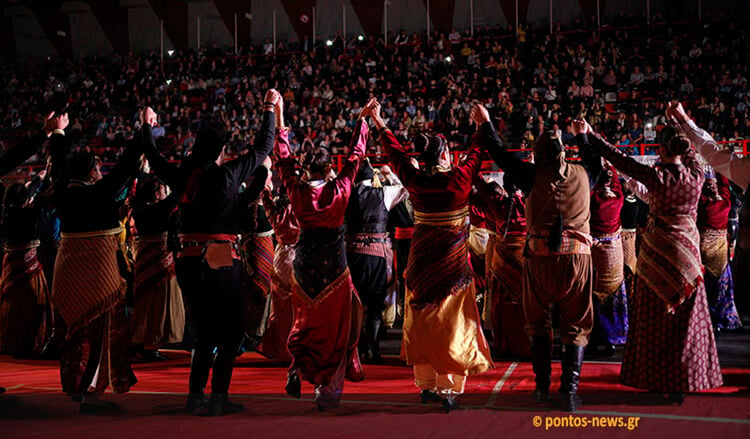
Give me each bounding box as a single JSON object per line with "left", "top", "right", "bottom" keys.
{"left": 166, "top": 79, "right": 172, "bottom": 85}
{"left": 167, "top": 50, "right": 175, "bottom": 56}
{"left": 445, "top": 56, "right": 452, "bottom": 63}
{"left": 326, "top": 40, "right": 334, "bottom": 46}
{"left": 358, "top": 34, "right": 364, "bottom": 41}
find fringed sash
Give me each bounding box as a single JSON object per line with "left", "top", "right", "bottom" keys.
{"left": 52, "top": 228, "right": 125, "bottom": 335}
{"left": 591, "top": 229, "right": 625, "bottom": 298}
{"left": 621, "top": 229, "right": 638, "bottom": 274}
{"left": 242, "top": 234, "right": 274, "bottom": 296}
{"left": 700, "top": 228, "right": 728, "bottom": 278}
{"left": 639, "top": 215, "right": 703, "bottom": 313}
{"left": 406, "top": 207, "right": 473, "bottom": 310}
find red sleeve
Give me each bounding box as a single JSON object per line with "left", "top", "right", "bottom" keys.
{"left": 334, "top": 120, "right": 368, "bottom": 195}
{"left": 380, "top": 128, "right": 417, "bottom": 188}
{"left": 274, "top": 128, "right": 298, "bottom": 192}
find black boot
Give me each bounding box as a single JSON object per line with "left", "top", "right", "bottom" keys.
{"left": 559, "top": 344, "right": 585, "bottom": 412}
{"left": 420, "top": 389, "right": 442, "bottom": 403}
{"left": 207, "top": 393, "right": 245, "bottom": 416}
{"left": 184, "top": 392, "right": 208, "bottom": 413}
{"left": 362, "top": 317, "right": 382, "bottom": 364}
{"left": 530, "top": 335, "right": 552, "bottom": 402}
{"left": 441, "top": 396, "right": 460, "bottom": 413}
{"left": 285, "top": 370, "right": 301, "bottom": 399}
{"left": 211, "top": 349, "right": 238, "bottom": 396}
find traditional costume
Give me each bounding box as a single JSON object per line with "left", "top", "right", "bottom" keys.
{"left": 378, "top": 127, "right": 493, "bottom": 408}
{"left": 473, "top": 176, "right": 529, "bottom": 358}
{"left": 697, "top": 173, "right": 742, "bottom": 331}
{"left": 582, "top": 131, "right": 723, "bottom": 394}
{"left": 276, "top": 123, "right": 367, "bottom": 410}
{"left": 345, "top": 161, "right": 407, "bottom": 362}
{"left": 50, "top": 131, "right": 140, "bottom": 405}
{"left": 483, "top": 126, "right": 599, "bottom": 412}
{"left": 0, "top": 177, "right": 52, "bottom": 355}
{"left": 589, "top": 164, "right": 628, "bottom": 349}
{"left": 255, "top": 189, "right": 299, "bottom": 362}
{"left": 143, "top": 111, "right": 275, "bottom": 414}
{"left": 131, "top": 189, "right": 185, "bottom": 354}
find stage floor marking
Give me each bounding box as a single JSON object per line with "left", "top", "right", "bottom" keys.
{"left": 484, "top": 361, "right": 518, "bottom": 407}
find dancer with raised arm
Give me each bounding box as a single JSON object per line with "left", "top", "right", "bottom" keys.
{"left": 370, "top": 98, "right": 493, "bottom": 413}
{"left": 140, "top": 91, "right": 277, "bottom": 415}
{"left": 275, "top": 100, "right": 367, "bottom": 412}
{"left": 473, "top": 103, "right": 600, "bottom": 412}
{"left": 572, "top": 117, "right": 722, "bottom": 404}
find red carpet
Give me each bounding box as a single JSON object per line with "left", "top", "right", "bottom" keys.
{"left": 1, "top": 352, "right": 749, "bottom": 438}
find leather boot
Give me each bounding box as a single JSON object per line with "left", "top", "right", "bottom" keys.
{"left": 559, "top": 344, "right": 585, "bottom": 412}
{"left": 207, "top": 393, "right": 245, "bottom": 416}
{"left": 184, "top": 392, "right": 208, "bottom": 413}
{"left": 363, "top": 317, "right": 382, "bottom": 364}
{"left": 530, "top": 335, "right": 552, "bottom": 402}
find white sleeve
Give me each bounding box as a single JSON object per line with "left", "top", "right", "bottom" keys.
{"left": 682, "top": 120, "right": 750, "bottom": 190}
{"left": 382, "top": 185, "right": 408, "bottom": 211}
{"left": 621, "top": 174, "right": 650, "bottom": 204}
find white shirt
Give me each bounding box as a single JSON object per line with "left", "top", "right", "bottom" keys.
{"left": 682, "top": 119, "right": 750, "bottom": 190}
{"left": 355, "top": 174, "right": 408, "bottom": 211}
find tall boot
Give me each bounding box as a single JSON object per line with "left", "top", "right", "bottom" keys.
{"left": 530, "top": 335, "right": 552, "bottom": 402}
{"left": 211, "top": 348, "right": 237, "bottom": 395}
{"left": 186, "top": 347, "right": 213, "bottom": 412}
{"left": 363, "top": 317, "right": 382, "bottom": 364}
{"left": 559, "top": 344, "right": 585, "bottom": 412}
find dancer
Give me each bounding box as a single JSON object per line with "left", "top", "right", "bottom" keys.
{"left": 588, "top": 163, "right": 628, "bottom": 355}
{"left": 0, "top": 172, "right": 52, "bottom": 357}
{"left": 130, "top": 176, "right": 185, "bottom": 361}
{"left": 473, "top": 174, "right": 529, "bottom": 358}
{"left": 141, "top": 91, "right": 277, "bottom": 415}
{"left": 49, "top": 114, "right": 139, "bottom": 412}
{"left": 573, "top": 118, "right": 723, "bottom": 403}
{"left": 371, "top": 99, "right": 493, "bottom": 413}
{"left": 345, "top": 159, "right": 407, "bottom": 363}
{"left": 256, "top": 183, "right": 299, "bottom": 363}
{"left": 474, "top": 104, "right": 599, "bottom": 412}
{"left": 697, "top": 171, "right": 742, "bottom": 331}
{"left": 239, "top": 165, "right": 275, "bottom": 348}
{"left": 275, "top": 103, "right": 367, "bottom": 411}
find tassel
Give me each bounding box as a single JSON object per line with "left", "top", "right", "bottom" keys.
{"left": 547, "top": 212, "right": 563, "bottom": 252}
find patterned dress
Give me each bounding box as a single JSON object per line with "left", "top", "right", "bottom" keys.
{"left": 584, "top": 132, "right": 723, "bottom": 393}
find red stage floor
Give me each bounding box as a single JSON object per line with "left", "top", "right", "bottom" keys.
{"left": 1, "top": 351, "right": 749, "bottom": 438}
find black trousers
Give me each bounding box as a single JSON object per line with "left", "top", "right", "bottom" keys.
{"left": 176, "top": 257, "right": 244, "bottom": 394}
{"left": 347, "top": 252, "right": 388, "bottom": 317}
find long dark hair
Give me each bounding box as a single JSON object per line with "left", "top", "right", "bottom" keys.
{"left": 415, "top": 133, "right": 448, "bottom": 171}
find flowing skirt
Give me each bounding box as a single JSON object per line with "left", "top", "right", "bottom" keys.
{"left": 241, "top": 234, "right": 274, "bottom": 340}
{"left": 485, "top": 234, "right": 530, "bottom": 358}
{"left": 620, "top": 279, "right": 723, "bottom": 392}
{"left": 130, "top": 235, "right": 185, "bottom": 347}
{"left": 593, "top": 282, "right": 629, "bottom": 345}
{"left": 256, "top": 243, "right": 295, "bottom": 362}
{"left": 0, "top": 245, "right": 52, "bottom": 354}
{"left": 705, "top": 265, "right": 742, "bottom": 331}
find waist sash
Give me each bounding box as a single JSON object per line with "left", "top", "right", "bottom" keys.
{"left": 639, "top": 214, "right": 703, "bottom": 313}
{"left": 406, "top": 207, "right": 472, "bottom": 309}
{"left": 700, "top": 228, "right": 728, "bottom": 278}
{"left": 52, "top": 228, "right": 125, "bottom": 334}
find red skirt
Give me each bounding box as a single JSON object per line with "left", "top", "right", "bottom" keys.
{"left": 287, "top": 268, "right": 364, "bottom": 387}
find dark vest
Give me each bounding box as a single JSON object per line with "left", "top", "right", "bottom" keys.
{"left": 345, "top": 184, "right": 388, "bottom": 234}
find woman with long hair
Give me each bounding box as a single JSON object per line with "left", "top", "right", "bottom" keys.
{"left": 572, "top": 118, "right": 722, "bottom": 403}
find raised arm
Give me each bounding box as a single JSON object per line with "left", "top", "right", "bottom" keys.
{"left": 367, "top": 99, "right": 418, "bottom": 186}
{"left": 238, "top": 163, "right": 270, "bottom": 207}
{"left": 0, "top": 112, "right": 61, "bottom": 177}
{"left": 572, "top": 120, "right": 658, "bottom": 187}
{"left": 334, "top": 119, "right": 368, "bottom": 194}
{"left": 666, "top": 101, "right": 750, "bottom": 189}
{"left": 471, "top": 104, "right": 535, "bottom": 194}
{"left": 222, "top": 90, "right": 280, "bottom": 186}
{"left": 95, "top": 133, "right": 145, "bottom": 198}
{"left": 273, "top": 126, "right": 299, "bottom": 191}
{"left": 141, "top": 114, "right": 180, "bottom": 190}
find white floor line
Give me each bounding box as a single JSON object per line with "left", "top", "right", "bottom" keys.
{"left": 484, "top": 361, "right": 519, "bottom": 407}
{"left": 16, "top": 386, "right": 750, "bottom": 424}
